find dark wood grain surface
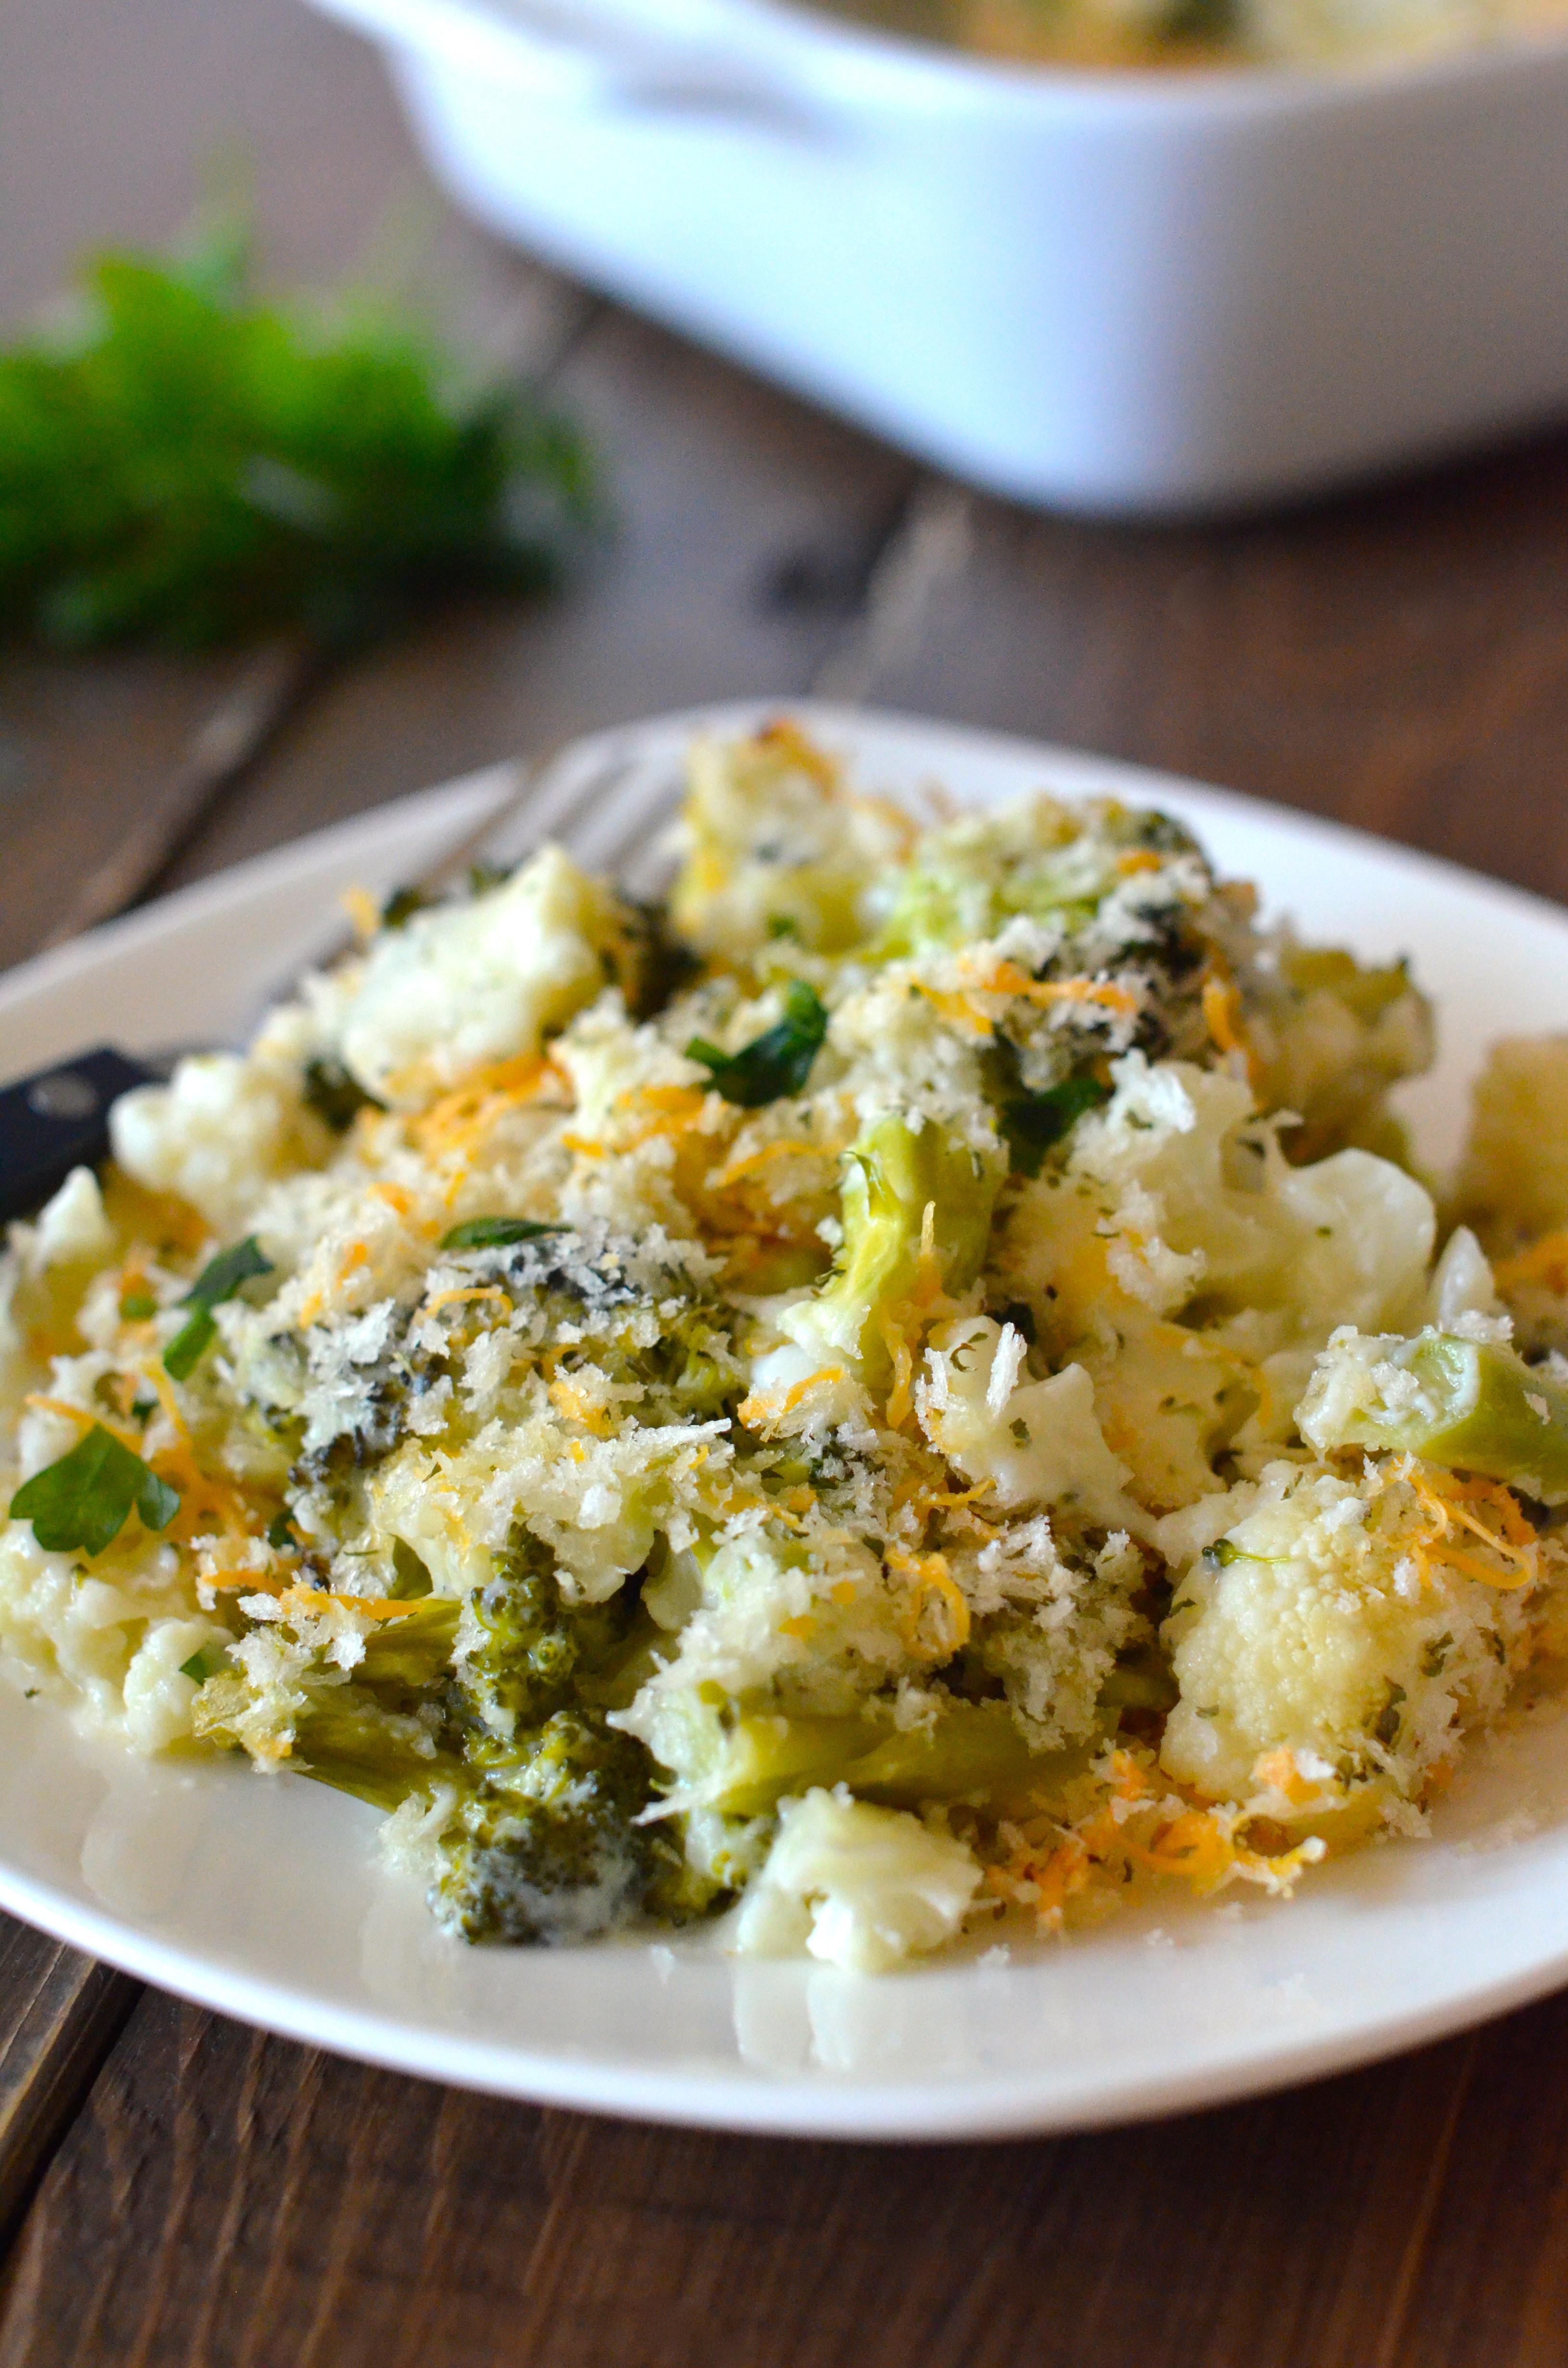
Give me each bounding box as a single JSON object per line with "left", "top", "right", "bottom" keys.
{"left": 4, "top": 3, "right": 1568, "bottom": 2360}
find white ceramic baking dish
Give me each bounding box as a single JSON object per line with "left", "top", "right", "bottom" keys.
{"left": 307, "top": 0, "right": 1568, "bottom": 514}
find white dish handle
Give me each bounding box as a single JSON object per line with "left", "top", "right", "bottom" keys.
{"left": 317, "top": 0, "right": 849, "bottom": 135}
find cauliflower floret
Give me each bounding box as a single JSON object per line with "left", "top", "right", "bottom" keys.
{"left": 671, "top": 725, "right": 913, "bottom": 961}
{"left": 1425, "top": 1225, "right": 1506, "bottom": 1335}
{"left": 110, "top": 1052, "right": 325, "bottom": 1234}
{"left": 1267, "top": 1149, "right": 1434, "bottom": 1339}
{"left": 992, "top": 1051, "right": 1439, "bottom": 1510}
{"left": 0, "top": 1169, "right": 118, "bottom": 1422}
{"left": 336, "top": 845, "right": 625, "bottom": 1110}
{"left": 25, "top": 1167, "right": 114, "bottom": 1271}
{"left": 0, "top": 1525, "right": 205, "bottom": 1736}
{"left": 1062, "top": 1055, "right": 1434, "bottom": 1335}
{"left": 122, "top": 1616, "right": 229, "bottom": 1752}
{"left": 1457, "top": 1034, "right": 1568, "bottom": 1250}
{"left": 916, "top": 1315, "right": 1142, "bottom": 1533}
{"left": 1159, "top": 1462, "right": 1525, "bottom": 1806}
{"left": 734, "top": 1787, "right": 981, "bottom": 1971}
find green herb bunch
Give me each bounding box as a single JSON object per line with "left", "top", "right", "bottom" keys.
{"left": 0, "top": 226, "right": 596, "bottom": 649}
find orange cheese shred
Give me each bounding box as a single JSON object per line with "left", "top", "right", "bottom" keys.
{"left": 23, "top": 1396, "right": 141, "bottom": 1454}
{"left": 548, "top": 1376, "right": 612, "bottom": 1436}
{"left": 1494, "top": 1232, "right": 1568, "bottom": 1296}
{"left": 1201, "top": 973, "right": 1264, "bottom": 1093}
{"left": 420, "top": 1283, "right": 509, "bottom": 1323}
{"left": 888, "top": 1545, "right": 970, "bottom": 1657}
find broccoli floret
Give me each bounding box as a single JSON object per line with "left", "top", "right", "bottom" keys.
{"left": 191, "top": 1536, "right": 713, "bottom": 1943}
{"left": 453, "top": 1532, "right": 637, "bottom": 1738}
{"left": 434, "top": 1709, "right": 660, "bottom": 1943}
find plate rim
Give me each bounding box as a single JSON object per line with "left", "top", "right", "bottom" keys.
{"left": 2, "top": 1825, "right": 1568, "bottom": 2140}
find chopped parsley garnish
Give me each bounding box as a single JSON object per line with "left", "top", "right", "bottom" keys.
{"left": 999, "top": 1071, "right": 1111, "bottom": 1178}
{"left": 440, "top": 1216, "right": 564, "bottom": 1251}
{"left": 379, "top": 885, "right": 427, "bottom": 930}
{"left": 687, "top": 981, "right": 828, "bottom": 1107}
{"left": 1373, "top": 1682, "right": 1407, "bottom": 1750}
{"left": 10, "top": 1424, "right": 179, "bottom": 1557}
{"left": 1421, "top": 1632, "right": 1453, "bottom": 1678}
{"left": 302, "top": 1055, "right": 383, "bottom": 1134}
{"left": 179, "top": 1644, "right": 230, "bottom": 1685}
{"left": 164, "top": 1235, "right": 274, "bottom": 1381}
{"left": 0, "top": 224, "right": 595, "bottom": 651}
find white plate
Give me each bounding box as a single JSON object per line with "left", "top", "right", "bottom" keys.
{"left": 4, "top": 700, "right": 1568, "bottom": 2142}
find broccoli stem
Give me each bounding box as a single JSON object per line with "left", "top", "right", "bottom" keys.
{"left": 1323, "top": 1332, "right": 1568, "bottom": 1503}
{"left": 787, "top": 1115, "right": 1001, "bottom": 1382}
{"left": 700, "top": 1698, "right": 1078, "bottom": 1817}
{"left": 294, "top": 1698, "right": 461, "bottom": 1812}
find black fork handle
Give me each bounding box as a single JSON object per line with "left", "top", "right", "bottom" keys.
{"left": 0, "top": 1048, "right": 163, "bottom": 1225}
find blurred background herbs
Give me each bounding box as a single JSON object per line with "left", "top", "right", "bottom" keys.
{"left": 0, "top": 221, "right": 597, "bottom": 652}
{"left": 0, "top": 219, "right": 600, "bottom": 938}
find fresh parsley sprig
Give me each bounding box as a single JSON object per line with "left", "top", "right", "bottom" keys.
{"left": 0, "top": 225, "right": 597, "bottom": 651}
{"left": 164, "top": 1235, "right": 274, "bottom": 1381}
{"left": 688, "top": 981, "right": 829, "bottom": 1107}
{"left": 9, "top": 1424, "right": 179, "bottom": 1557}
{"left": 440, "top": 1216, "right": 564, "bottom": 1251}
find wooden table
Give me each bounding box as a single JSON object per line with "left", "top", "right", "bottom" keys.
{"left": 5, "top": 4, "right": 1568, "bottom": 2359}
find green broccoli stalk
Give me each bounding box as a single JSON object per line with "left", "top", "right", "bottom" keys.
{"left": 1302, "top": 1330, "right": 1568, "bottom": 1503}
{"left": 686, "top": 1696, "right": 1083, "bottom": 1819}
{"left": 780, "top": 1114, "right": 1002, "bottom": 1385}
{"left": 191, "top": 1596, "right": 465, "bottom": 1811}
